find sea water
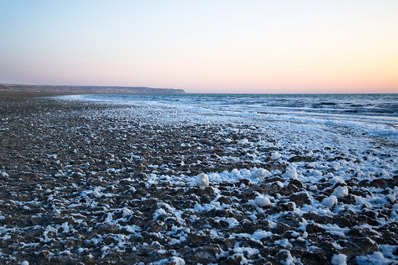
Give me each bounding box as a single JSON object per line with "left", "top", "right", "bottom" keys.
{"left": 65, "top": 93, "right": 398, "bottom": 140}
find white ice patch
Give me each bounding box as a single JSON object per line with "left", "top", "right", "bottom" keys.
{"left": 279, "top": 250, "right": 295, "bottom": 265}
{"left": 318, "top": 223, "right": 349, "bottom": 238}
{"left": 333, "top": 186, "right": 349, "bottom": 198}
{"left": 322, "top": 195, "right": 338, "bottom": 208}
{"left": 234, "top": 245, "right": 259, "bottom": 257}
{"left": 216, "top": 217, "right": 239, "bottom": 229}
{"left": 231, "top": 229, "right": 273, "bottom": 242}
{"left": 254, "top": 194, "right": 271, "bottom": 207}
{"left": 283, "top": 166, "right": 298, "bottom": 179}
{"left": 61, "top": 222, "right": 70, "bottom": 233}
{"left": 271, "top": 152, "right": 281, "bottom": 160}
{"left": 238, "top": 138, "right": 249, "bottom": 145}
{"left": 195, "top": 173, "right": 209, "bottom": 190}
{"left": 252, "top": 168, "right": 272, "bottom": 179}
{"left": 356, "top": 251, "right": 393, "bottom": 265}
{"left": 153, "top": 208, "right": 167, "bottom": 220}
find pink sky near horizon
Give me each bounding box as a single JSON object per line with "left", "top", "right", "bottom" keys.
{"left": 0, "top": 1, "right": 397, "bottom": 94}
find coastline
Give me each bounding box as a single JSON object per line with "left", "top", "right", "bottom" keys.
{"left": 0, "top": 95, "right": 397, "bottom": 264}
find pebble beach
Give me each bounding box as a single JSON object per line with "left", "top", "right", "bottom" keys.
{"left": 1, "top": 94, "right": 397, "bottom": 264}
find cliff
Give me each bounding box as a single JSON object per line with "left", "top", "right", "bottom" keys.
{"left": 0, "top": 84, "right": 185, "bottom": 95}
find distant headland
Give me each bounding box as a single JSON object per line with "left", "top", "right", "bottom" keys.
{"left": 0, "top": 83, "right": 185, "bottom": 95}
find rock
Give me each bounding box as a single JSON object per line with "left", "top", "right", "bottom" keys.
{"left": 278, "top": 202, "right": 296, "bottom": 211}
{"left": 188, "top": 234, "right": 208, "bottom": 247}
{"left": 306, "top": 223, "right": 324, "bottom": 234}
{"left": 146, "top": 220, "right": 165, "bottom": 233}
{"left": 354, "top": 237, "right": 379, "bottom": 256}
{"left": 290, "top": 179, "right": 304, "bottom": 189}
{"left": 193, "top": 244, "right": 221, "bottom": 263}
{"left": 290, "top": 192, "right": 311, "bottom": 206}
{"left": 224, "top": 254, "right": 245, "bottom": 265}
{"left": 288, "top": 155, "right": 314, "bottom": 162}
{"left": 275, "top": 222, "right": 291, "bottom": 235}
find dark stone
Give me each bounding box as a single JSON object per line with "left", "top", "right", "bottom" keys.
{"left": 275, "top": 222, "right": 291, "bottom": 235}
{"left": 193, "top": 244, "right": 222, "bottom": 263}
{"left": 290, "top": 192, "right": 311, "bottom": 206}
{"left": 288, "top": 156, "right": 315, "bottom": 162}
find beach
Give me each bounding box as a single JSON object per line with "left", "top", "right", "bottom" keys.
{"left": 1, "top": 94, "right": 397, "bottom": 264}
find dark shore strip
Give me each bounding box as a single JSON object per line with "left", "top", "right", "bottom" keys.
{"left": 0, "top": 95, "right": 397, "bottom": 264}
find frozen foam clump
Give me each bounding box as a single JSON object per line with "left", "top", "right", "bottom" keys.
{"left": 311, "top": 170, "right": 322, "bottom": 177}
{"left": 331, "top": 254, "right": 347, "bottom": 265}
{"left": 61, "top": 222, "right": 70, "bottom": 233}
{"left": 322, "top": 195, "right": 338, "bottom": 208}
{"left": 279, "top": 250, "right": 295, "bottom": 265}
{"left": 232, "top": 169, "right": 241, "bottom": 178}
{"left": 252, "top": 168, "right": 272, "bottom": 180}
{"left": 356, "top": 251, "right": 392, "bottom": 265}
{"left": 153, "top": 257, "right": 185, "bottom": 265}
{"left": 283, "top": 166, "right": 298, "bottom": 179}
{"left": 196, "top": 173, "right": 209, "bottom": 190}
{"left": 255, "top": 194, "right": 271, "bottom": 207}
{"left": 386, "top": 195, "right": 396, "bottom": 203}
{"left": 169, "top": 257, "right": 185, "bottom": 265}
{"left": 252, "top": 230, "right": 273, "bottom": 240}
{"left": 271, "top": 152, "right": 281, "bottom": 160}
{"left": 238, "top": 139, "right": 249, "bottom": 145}
{"left": 332, "top": 186, "right": 349, "bottom": 198}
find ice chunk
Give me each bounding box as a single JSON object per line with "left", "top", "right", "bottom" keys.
{"left": 252, "top": 168, "right": 271, "bottom": 179}
{"left": 311, "top": 170, "right": 322, "bottom": 177}
{"left": 322, "top": 195, "right": 338, "bottom": 208}
{"left": 333, "top": 186, "right": 349, "bottom": 198}
{"left": 238, "top": 138, "right": 249, "bottom": 145}
{"left": 252, "top": 230, "right": 273, "bottom": 240}
{"left": 332, "top": 254, "right": 347, "bottom": 265}
{"left": 255, "top": 194, "right": 271, "bottom": 207}
{"left": 169, "top": 257, "right": 185, "bottom": 265}
{"left": 105, "top": 213, "right": 113, "bottom": 224}
{"left": 275, "top": 181, "right": 284, "bottom": 188}
{"left": 279, "top": 249, "right": 294, "bottom": 265}
{"left": 61, "top": 222, "right": 70, "bottom": 233}
{"left": 1, "top": 171, "right": 9, "bottom": 178}
{"left": 271, "top": 152, "right": 281, "bottom": 160}
{"left": 196, "top": 173, "right": 209, "bottom": 190}
{"left": 283, "top": 166, "right": 298, "bottom": 179}
{"left": 356, "top": 251, "right": 391, "bottom": 265}
{"left": 232, "top": 169, "right": 241, "bottom": 178}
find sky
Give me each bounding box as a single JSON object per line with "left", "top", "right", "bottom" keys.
{"left": 0, "top": 1, "right": 397, "bottom": 93}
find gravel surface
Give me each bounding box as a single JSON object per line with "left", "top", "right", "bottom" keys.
{"left": 1, "top": 95, "right": 397, "bottom": 265}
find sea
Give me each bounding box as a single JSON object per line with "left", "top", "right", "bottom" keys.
{"left": 65, "top": 93, "right": 398, "bottom": 139}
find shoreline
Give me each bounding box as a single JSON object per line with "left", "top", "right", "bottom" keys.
{"left": 1, "top": 95, "right": 397, "bottom": 264}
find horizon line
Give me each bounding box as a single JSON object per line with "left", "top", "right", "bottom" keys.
{"left": 1, "top": 82, "right": 397, "bottom": 95}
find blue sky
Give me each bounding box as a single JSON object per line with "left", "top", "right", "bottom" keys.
{"left": 1, "top": 0, "right": 397, "bottom": 93}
